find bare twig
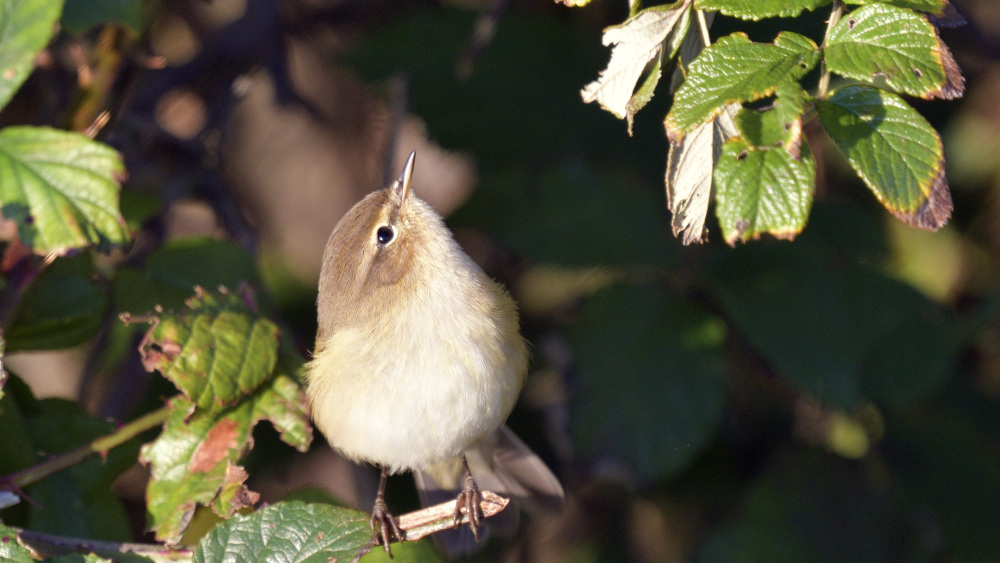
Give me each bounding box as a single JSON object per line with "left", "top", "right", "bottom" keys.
{"left": 395, "top": 490, "right": 509, "bottom": 543}
{"left": 12, "top": 526, "right": 193, "bottom": 563}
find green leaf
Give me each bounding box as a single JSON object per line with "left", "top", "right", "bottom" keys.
{"left": 566, "top": 285, "right": 727, "bottom": 480}
{"left": 843, "top": 0, "right": 946, "bottom": 16}
{"left": 138, "top": 287, "right": 280, "bottom": 410}
{"left": 193, "top": 501, "right": 372, "bottom": 563}
{"left": 714, "top": 136, "right": 815, "bottom": 245}
{"left": 581, "top": 1, "right": 692, "bottom": 128}
{"left": 0, "top": 126, "right": 129, "bottom": 254}
{"left": 694, "top": 0, "right": 830, "bottom": 20}
{"left": 47, "top": 555, "right": 114, "bottom": 563}
{"left": 0, "top": 0, "right": 63, "bottom": 110}
{"left": 665, "top": 32, "right": 820, "bottom": 138}
{"left": 666, "top": 103, "right": 739, "bottom": 244}
{"left": 61, "top": 0, "right": 143, "bottom": 34}
{"left": 818, "top": 85, "right": 951, "bottom": 230}
{"left": 825, "top": 4, "right": 963, "bottom": 100}
{"left": 142, "top": 370, "right": 312, "bottom": 544}
{"left": 6, "top": 254, "right": 106, "bottom": 352}
{"left": 0, "top": 524, "right": 32, "bottom": 563}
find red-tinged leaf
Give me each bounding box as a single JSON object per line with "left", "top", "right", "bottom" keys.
{"left": 818, "top": 85, "right": 951, "bottom": 230}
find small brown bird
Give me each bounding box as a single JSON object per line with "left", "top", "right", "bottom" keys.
{"left": 305, "top": 152, "right": 562, "bottom": 556}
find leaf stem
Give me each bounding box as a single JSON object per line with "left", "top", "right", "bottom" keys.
{"left": 817, "top": 0, "right": 844, "bottom": 99}
{"left": 695, "top": 8, "right": 711, "bottom": 47}
{"left": 13, "top": 525, "right": 193, "bottom": 562}
{"left": 3, "top": 405, "right": 171, "bottom": 490}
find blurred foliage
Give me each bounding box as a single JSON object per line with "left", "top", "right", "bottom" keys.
{"left": 0, "top": 0, "right": 998, "bottom": 562}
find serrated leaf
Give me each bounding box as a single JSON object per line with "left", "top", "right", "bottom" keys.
{"left": 825, "top": 4, "right": 963, "bottom": 100}
{"left": 566, "top": 285, "right": 727, "bottom": 480}
{"left": 0, "top": 524, "right": 32, "bottom": 563}
{"left": 665, "top": 103, "right": 739, "bottom": 244}
{"left": 694, "top": 0, "right": 830, "bottom": 20}
{"left": 143, "top": 371, "right": 312, "bottom": 544}
{"left": 0, "top": 0, "right": 63, "bottom": 110}
{"left": 193, "top": 501, "right": 372, "bottom": 563}
{"left": 818, "top": 85, "right": 951, "bottom": 230}
{"left": 5, "top": 254, "right": 106, "bottom": 352}
{"left": 581, "top": 1, "right": 692, "bottom": 126}
{"left": 665, "top": 32, "right": 820, "bottom": 138}
{"left": 139, "top": 287, "right": 280, "bottom": 410}
{"left": 734, "top": 82, "right": 807, "bottom": 151}
{"left": 0, "top": 126, "right": 129, "bottom": 254}
{"left": 843, "top": 0, "right": 946, "bottom": 16}
{"left": 714, "top": 135, "right": 815, "bottom": 245}
{"left": 61, "top": 0, "right": 143, "bottom": 35}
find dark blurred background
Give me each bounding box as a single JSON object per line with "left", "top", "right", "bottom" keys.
{"left": 6, "top": 0, "right": 1000, "bottom": 560}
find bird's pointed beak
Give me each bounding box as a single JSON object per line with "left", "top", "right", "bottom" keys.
{"left": 393, "top": 151, "right": 416, "bottom": 202}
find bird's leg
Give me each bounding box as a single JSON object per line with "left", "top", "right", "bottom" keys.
{"left": 453, "top": 455, "right": 485, "bottom": 541}
{"left": 369, "top": 466, "right": 403, "bottom": 557}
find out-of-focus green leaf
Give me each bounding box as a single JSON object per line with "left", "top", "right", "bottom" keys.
{"left": 47, "top": 555, "right": 114, "bottom": 563}
{"left": 3, "top": 394, "right": 137, "bottom": 541}
{"left": 0, "top": 126, "right": 129, "bottom": 254}
{"left": 138, "top": 287, "right": 279, "bottom": 411}
{"left": 359, "top": 537, "right": 445, "bottom": 562}
{"left": 581, "top": 1, "right": 692, "bottom": 130}
{"left": 665, "top": 32, "right": 819, "bottom": 138}
{"left": 825, "top": 4, "right": 963, "bottom": 100}
{"left": 818, "top": 85, "right": 951, "bottom": 230}
{"left": 843, "top": 0, "right": 946, "bottom": 16}
{"left": 888, "top": 401, "right": 1000, "bottom": 561}
{"left": 454, "top": 162, "right": 675, "bottom": 268}
{"left": 5, "top": 254, "right": 106, "bottom": 352}
{"left": 713, "top": 132, "right": 815, "bottom": 245}
{"left": 0, "top": 0, "right": 63, "bottom": 109}
{"left": 0, "top": 524, "right": 32, "bottom": 563}
{"left": 699, "top": 449, "right": 926, "bottom": 561}
{"left": 61, "top": 0, "right": 143, "bottom": 34}
{"left": 695, "top": 0, "right": 830, "bottom": 19}
{"left": 142, "top": 368, "right": 311, "bottom": 544}
{"left": 707, "top": 238, "right": 956, "bottom": 408}
{"left": 566, "top": 285, "right": 727, "bottom": 480}
{"left": 193, "top": 501, "right": 371, "bottom": 563}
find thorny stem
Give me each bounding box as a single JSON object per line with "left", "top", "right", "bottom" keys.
{"left": 2, "top": 405, "right": 171, "bottom": 490}
{"left": 817, "top": 0, "right": 844, "bottom": 99}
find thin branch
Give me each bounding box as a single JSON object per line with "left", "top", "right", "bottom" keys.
{"left": 817, "top": 0, "right": 844, "bottom": 99}
{"left": 2, "top": 405, "right": 171, "bottom": 490}
{"left": 396, "top": 490, "right": 510, "bottom": 543}
{"left": 696, "top": 8, "right": 712, "bottom": 48}
{"left": 12, "top": 526, "right": 193, "bottom": 563}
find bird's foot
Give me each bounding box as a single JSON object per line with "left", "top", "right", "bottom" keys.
{"left": 370, "top": 495, "right": 403, "bottom": 557}
{"left": 453, "top": 470, "right": 484, "bottom": 542}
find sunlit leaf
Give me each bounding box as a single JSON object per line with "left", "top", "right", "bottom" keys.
{"left": 665, "top": 103, "right": 739, "bottom": 244}
{"left": 825, "top": 4, "right": 963, "bottom": 100}
{"left": 581, "top": 1, "right": 692, "bottom": 129}
{"left": 818, "top": 85, "right": 951, "bottom": 230}
{"left": 0, "top": 524, "right": 32, "bottom": 563}
{"left": 843, "top": 0, "right": 946, "bottom": 16}
{"left": 0, "top": 126, "right": 129, "bottom": 254}
{"left": 138, "top": 286, "right": 280, "bottom": 411}
{"left": 0, "top": 0, "right": 63, "bottom": 109}
{"left": 194, "top": 501, "right": 372, "bottom": 563}
{"left": 665, "top": 32, "right": 819, "bottom": 138}
{"left": 694, "top": 0, "right": 830, "bottom": 19}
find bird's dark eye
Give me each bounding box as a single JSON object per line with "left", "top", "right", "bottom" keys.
{"left": 376, "top": 226, "right": 395, "bottom": 244}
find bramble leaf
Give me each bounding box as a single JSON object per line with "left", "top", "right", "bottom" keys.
{"left": 665, "top": 32, "right": 819, "bottom": 138}
{"left": 694, "top": 0, "right": 830, "bottom": 20}
{"left": 193, "top": 501, "right": 372, "bottom": 563}
{"left": 0, "top": 126, "right": 129, "bottom": 254}
{"left": 0, "top": 0, "right": 62, "bottom": 109}
{"left": 825, "top": 4, "right": 963, "bottom": 100}
{"left": 818, "top": 85, "right": 951, "bottom": 230}
{"left": 0, "top": 524, "right": 32, "bottom": 563}
{"left": 138, "top": 286, "right": 280, "bottom": 411}
{"left": 843, "top": 0, "right": 946, "bottom": 16}
{"left": 666, "top": 103, "right": 739, "bottom": 244}
{"left": 581, "top": 1, "right": 692, "bottom": 130}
